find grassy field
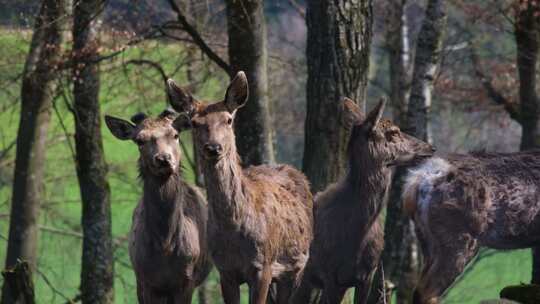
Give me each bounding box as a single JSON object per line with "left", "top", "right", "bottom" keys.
{"left": 0, "top": 29, "right": 532, "bottom": 303}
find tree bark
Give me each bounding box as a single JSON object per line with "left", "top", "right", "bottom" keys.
{"left": 225, "top": 0, "right": 274, "bottom": 166}
{"left": 72, "top": 0, "right": 114, "bottom": 302}
{"left": 1, "top": 0, "right": 66, "bottom": 302}
{"left": 515, "top": 1, "right": 539, "bottom": 151}
{"left": 514, "top": 0, "right": 540, "bottom": 284}
{"left": 406, "top": 0, "right": 447, "bottom": 142}
{"left": 1, "top": 261, "right": 36, "bottom": 304}
{"left": 303, "top": 0, "right": 373, "bottom": 192}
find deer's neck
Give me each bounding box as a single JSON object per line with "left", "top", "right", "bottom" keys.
{"left": 346, "top": 160, "right": 392, "bottom": 222}
{"left": 142, "top": 173, "right": 185, "bottom": 253}
{"left": 202, "top": 150, "right": 247, "bottom": 226}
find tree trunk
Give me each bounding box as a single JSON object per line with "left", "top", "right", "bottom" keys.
{"left": 72, "top": 0, "right": 114, "bottom": 302}
{"left": 382, "top": 1, "right": 447, "bottom": 303}
{"left": 514, "top": 0, "right": 540, "bottom": 284}
{"left": 1, "top": 0, "right": 65, "bottom": 302}
{"left": 516, "top": 2, "right": 539, "bottom": 151}
{"left": 406, "top": 0, "right": 447, "bottom": 142}
{"left": 225, "top": 0, "right": 274, "bottom": 166}
{"left": 303, "top": 0, "right": 373, "bottom": 192}
{"left": 370, "top": 1, "right": 420, "bottom": 304}
{"left": 1, "top": 261, "right": 35, "bottom": 304}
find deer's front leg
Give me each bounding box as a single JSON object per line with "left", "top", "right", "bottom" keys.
{"left": 220, "top": 272, "right": 241, "bottom": 304}
{"left": 249, "top": 266, "right": 273, "bottom": 304}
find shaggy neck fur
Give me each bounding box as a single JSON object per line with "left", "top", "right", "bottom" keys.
{"left": 346, "top": 149, "right": 392, "bottom": 225}
{"left": 139, "top": 161, "right": 185, "bottom": 254}
{"left": 201, "top": 144, "right": 248, "bottom": 226}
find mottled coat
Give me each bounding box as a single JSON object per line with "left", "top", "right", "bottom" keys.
{"left": 167, "top": 72, "right": 314, "bottom": 304}
{"left": 105, "top": 112, "right": 211, "bottom": 303}
{"left": 293, "top": 99, "right": 434, "bottom": 304}
{"left": 403, "top": 151, "right": 540, "bottom": 304}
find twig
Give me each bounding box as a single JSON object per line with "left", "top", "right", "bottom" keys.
{"left": 166, "top": 0, "right": 231, "bottom": 75}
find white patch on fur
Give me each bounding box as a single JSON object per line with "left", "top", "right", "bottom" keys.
{"left": 404, "top": 157, "right": 452, "bottom": 223}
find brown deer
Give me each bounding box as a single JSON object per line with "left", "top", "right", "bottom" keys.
{"left": 166, "top": 71, "right": 314, "bottom": 304}
{"left": 292, "top": 99, "right": 434, "bottom": 304}
{"left": 105, "top": 110, "right": 211, "bottom": 303}
{"left": 403, "top": 150, "right": 540, "bottom": 304}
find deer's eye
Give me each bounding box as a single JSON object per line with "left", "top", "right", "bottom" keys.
{"left": 227, "top": 118, "right": 233, "bottom": 125}
{"left": 174, "top": 133, "right": 179, "bottom": 140}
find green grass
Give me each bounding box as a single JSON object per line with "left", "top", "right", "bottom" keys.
{"left": 0, "top": 29, "right": 533, "bottom": 304}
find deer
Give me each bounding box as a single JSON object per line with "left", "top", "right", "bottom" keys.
{"left": 292, "top": 98, "right": 434, "bottom": 304}
{"left": 402, "top": 148, "right": 540, "bottom": 304}
{"left": 165, "top": 71, "right": 314, "bottom": 304}
{"left": 104, "top": 109, "right": 212, "bottom": 303}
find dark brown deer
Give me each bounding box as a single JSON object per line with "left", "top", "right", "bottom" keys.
{"left": 105, "top": 110, "right": 211, "bottom": 303}
{"left": 292, "top": 99, "right": 434, "bottom": 304}
{"left": 403, "top": 150, "right": 540, "bottom": 304}
{"left": 166, "top": 72, "right": 314, "bottom": 304}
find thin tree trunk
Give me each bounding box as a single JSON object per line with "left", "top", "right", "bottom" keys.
{"left": 371, "top": 1, "right": 420, "bottom": 304}
{"left": 303, "top": 0, "right": 373, "bottom": 192}
{"left": 72, "top": 0, "right": 114, "bottom": 302}
{"left": 514, "top": 0, "right": 540, "bottom": 284}
{"left": 225, "top": 0, "right": 274, "bottom": 166}
{"left": 516, "top": 2, "right": 539, "bottom": 151}
{"left": 386, "top": 1, "right": 447, "bottom": 303}
{"left": 406, "top": 0, "right": 447, "bottom": 142}
{"left": 1, "top": 0, "right": 65, "bottom": 302}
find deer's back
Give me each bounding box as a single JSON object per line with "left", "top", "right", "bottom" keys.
{"left": 405, "top": 151, "right": 540, "bottom": 249}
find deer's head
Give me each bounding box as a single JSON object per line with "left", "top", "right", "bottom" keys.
{"left": 105, "top": 110, "right": 188, "bottom": 178}
{"left": 344, "top": 98, "right": 434, "bottom": 168}
{"left": 166, "top": 71, "right": 248, "bottom": 162}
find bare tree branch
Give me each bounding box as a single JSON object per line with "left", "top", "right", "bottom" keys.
{"left": 469, "top": 45, "right": 521, "bottom": 123}
{"left": 166, "top": 0, "right": 231, "bottom": 75}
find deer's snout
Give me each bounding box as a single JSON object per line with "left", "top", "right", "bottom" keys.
{"left": 204, "top": 143, "right": 223, "bottom": 157}
{"left": 154, "top": 153, "right": 172, "bottom": 167}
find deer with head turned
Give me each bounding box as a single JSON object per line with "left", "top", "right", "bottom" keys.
{"left": 105, "top": 110, "right": 211, "bottom": 303}
{"left": 166, "top": 72, "right": 314, "bottom": 304}
{"left": 292, "top": 98, "right": 434, "bottom": 304}
{"left": 403, "top": 149, "right": 540, "bottom": 304}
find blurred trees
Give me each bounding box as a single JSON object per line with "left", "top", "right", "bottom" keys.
{"left": 225, "top": 0, "right": 274, "bottom": 165}
{"left": 1, "top": 0, "right": 66, "bottom": 302}
{"left": 71, "top": 0, "right": 114, "bottom": 302}
{"left": 302, "top": 0, "right": 373, "bottom": 192}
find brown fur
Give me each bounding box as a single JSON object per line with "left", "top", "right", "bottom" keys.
{"left": 105, "top": 112, "right": 211, "bottom": 303}
{"left": 404, "top": 151, "right": 540, "bottom": 304}
{"left": 292, "top": 99, "right": 434, "bottom": 304}
{"left": 167, "top": 72, "right": 314, "bottom": 304}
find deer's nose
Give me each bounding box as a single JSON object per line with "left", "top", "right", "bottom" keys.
{"left": 154, "top": 153, "right": 172, "bottom": 167}
{"left": 204, "top": 143, "right": 223, "bottom": 156}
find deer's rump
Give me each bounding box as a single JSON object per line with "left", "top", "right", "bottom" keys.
{"left": 404, "top": 151, "right": 540, "bottom": 249}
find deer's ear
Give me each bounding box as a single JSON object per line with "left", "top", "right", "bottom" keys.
{"left": 342, "top": 97, "right": 364, "bottom": 128}
{"left": 172, "top": 113, "right": 192, "bottom": 131}
{"left": 224, "top": 71, "right": 249, "bottom": 113}
{"left": 167, "top": 79, "right": 196, "bottom": 115}
{"left": 105, "top": 115, "right": 135, "bottom": 140}
{"left": 363, "top": 97, "right": 386, "bottom": 133}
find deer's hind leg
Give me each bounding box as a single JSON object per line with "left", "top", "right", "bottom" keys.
{"left": 413, "top": 232, "right": 479, "bottom": 304}
{"left": 249, "top": 266, "right": 273, "bottom": 304}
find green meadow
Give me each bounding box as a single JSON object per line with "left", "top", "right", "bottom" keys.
{"left": 0, "top": 29, "right": 531, "bottom": 304}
